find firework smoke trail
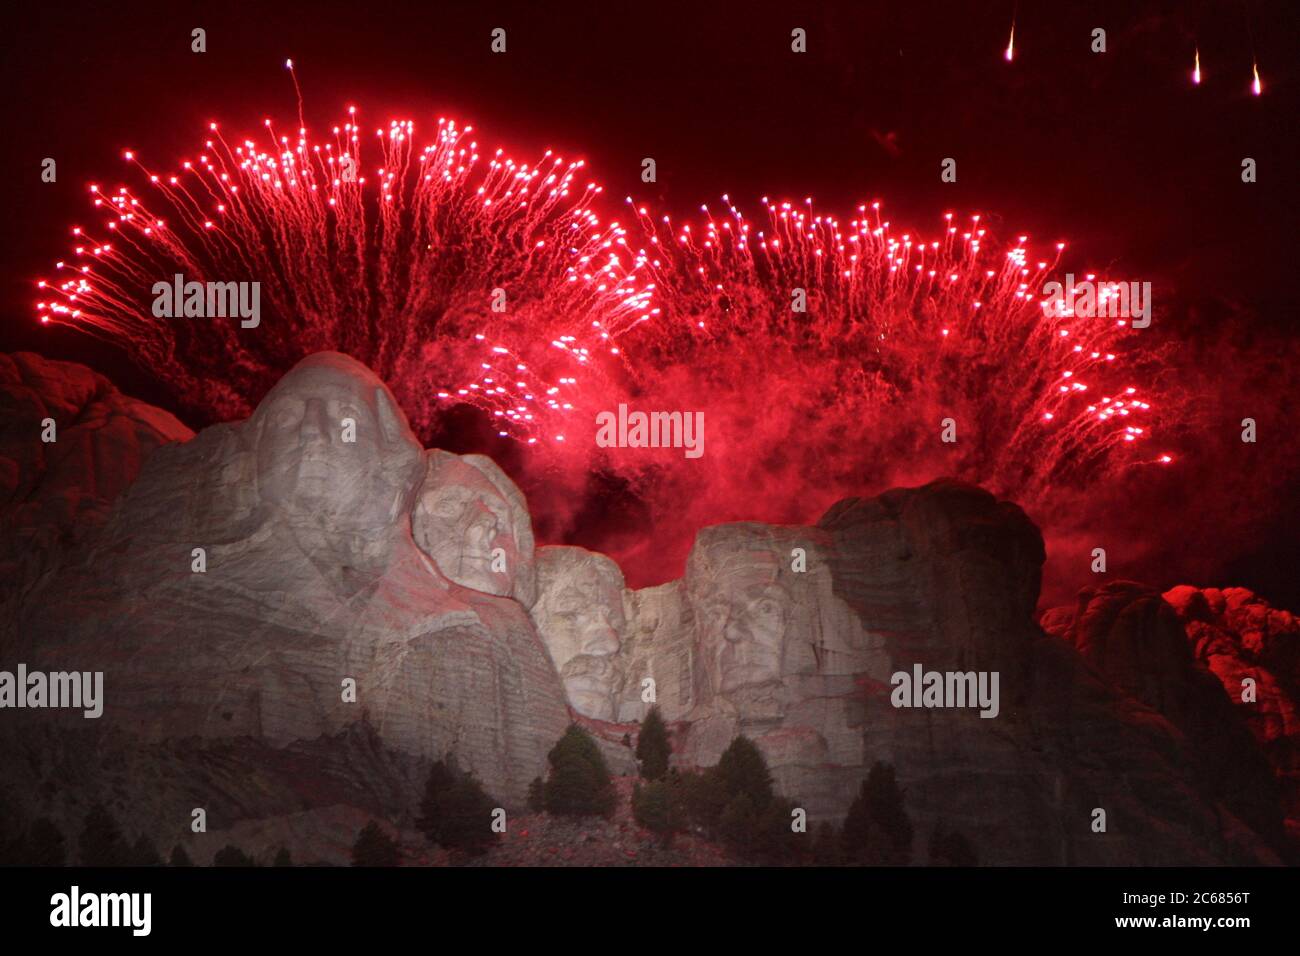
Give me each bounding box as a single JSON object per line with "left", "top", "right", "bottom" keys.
{"left": 615, "top": 195, "right": 1175, "bottom": 505}
{"left": 35, "top": 105, "right": 1191, "bottom": 589}
{"left": 37, "top": 110, "right": 653, "bottom": 438}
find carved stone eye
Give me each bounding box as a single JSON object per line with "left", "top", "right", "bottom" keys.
{"left": 270, "top": 403, "right": 301, "bottom": 428}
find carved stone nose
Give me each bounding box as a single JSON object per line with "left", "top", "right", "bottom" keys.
{"left": 299, "top": 398, "right": 330, "bottom": 443}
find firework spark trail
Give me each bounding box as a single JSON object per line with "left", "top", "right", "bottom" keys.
{"left": 37, "top": 111, "right": 653, "bottom": 435}
{"left": 35, "top": 108, "right": 1177, "bottom": 509}
{"left": 618, "top": 195, "right": 1173, "bottom": 500}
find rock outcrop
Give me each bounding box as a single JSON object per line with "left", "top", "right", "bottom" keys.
{"left": 2, "top": 353, "right": 570, "bottom": 863}
{"left": 532, "top": 546, "right": 627, "bottom": 721}
{"left": 1, "top": 351, "right": 1292, "bottom": 865}
{"left": 756, "top": 484, "right": 1283, "bottom": 863}
{"left": 0, "top": 352, "right": 192, "bottom": 603}
{"left": 533, "top": 479, "right": 1290, "bottom": 863}
{"left": 670, "top": 519, "right": 886, "bottom": 817}
{"left": 1045, "top": 581, "right": 1285, "bottom": 850}
{"left": 412, "top": 449, "right": 536, "bottom": 606}
{"left": 1162, "top": 585, "right": 1300, "bottom": 838}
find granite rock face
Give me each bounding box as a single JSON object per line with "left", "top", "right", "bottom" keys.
{"left": 412, "top": 449, "right": 536, "bottom": 606}
{"left": 0, "top": 352, "right": 192, "bottom": 604}
{"left": 671, "top": 520, "right": 887, "bottom": 817}
{"left": 532, "top": 546, "right": 627, "bottom": 721}
{"left": 1045, "top": 581, "right": 1285, "bottom": 851}
{"left": 1161, "top": 585, "right": 1300, "bottom": 836}
{"left": 1, "top": 352, "right": 1291, "bottom": 865}
{"left": 769, "top": 484, "right": 1282, "bottom": 863}
{"left": 616, "top": 580, "right": 695, "bottom": 722}
{"left": 2, "top": 353, "right": 570, "bottom": 862}
{"left": 531, "top": 478, "right": 1289, "bottom": 863}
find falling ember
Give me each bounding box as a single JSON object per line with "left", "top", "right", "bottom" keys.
{"left": 36, "top": 110, "right": 651, "bottom": 442}
{"left": 1004, "top": 22, "right": 1015, "bottom": 62}
{"left": 33, "top": 102, "right": 1188, "bottom": 545}
{"left": 1252, "top": 60, "right": 1262, "bottom": 95}
{"left": 616, "top": 192, "right": 1181, "bottom": 503}
{"left": 1192, "top": 48, "right": 1201, "bottom": 85}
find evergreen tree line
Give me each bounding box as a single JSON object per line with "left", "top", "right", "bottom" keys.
{"left": 2, "top": 713, "right": 975, "bottom": 867}
{"left": 0, "top": 800, "right": 292, "bottom": 867}
{"left": 628, "top": 707, "right": 977, "bottom": 866}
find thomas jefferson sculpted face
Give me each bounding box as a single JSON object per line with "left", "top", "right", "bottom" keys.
{"left": 411, "top": 451, "right": 532, "bottom": 600}
{"left": 250, "top": 353, "right": 422, "bottom": 540}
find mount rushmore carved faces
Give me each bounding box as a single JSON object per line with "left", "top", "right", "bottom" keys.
{"left": 686, "top": 526, "right": 825, "bottom": 712}
{"left": 4, "top": 350, "right": 1284, "bottom": 864}
{"left": 676, "top": 523, "right": 888, "bottom": 778}
{"left": 532, "top": 547, "right": 627, "bottom": 721}
{"left": 5, "top": 351, "right": 573, "bottom": 805}
{"left": 410, "top": 450, "right": 536, "bottom": 605}
{"left": 250, "top": 352, "right": 423, "bottom": 573}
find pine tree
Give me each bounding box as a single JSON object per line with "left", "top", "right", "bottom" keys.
{"left": 169, "top": 845, "right": 194, "bottom": 867}
{"left": 527, "top": 776, "right": 545, "bottom": 813}
{"left": 632, "top": 779, "right": 685, "bottom": 847}
{"left": 414, "top": 759, "right": 457, "bottom": 846}
{"left": 715, "top": 736, "right": 774, "bottom": 809}
{"left": 78, "top": 803, "right": 131, "bottom": 866}
{"left": 929, "top": 825, "right": 978, "bottom": 866}
{"left": 351, "top": 821, "right": 401, "bottom": 867}
{"left": 635, "top": 706, "right": 671, "bottom": 780}
{"left": 415, "top": 758, "right": 499, "bottom": 855}
{"left": 718, "top": 793, "right": 759, "bottom": 852}
{"left": 128, "top": 834, "right": 162, "bottom": 866}
{"left": 811, "top": 821, "right": 841, "bottom": 865}
{"left": 841, "top": 762, "right": 913, "bottom": 865}
{"left": 543, "top": 724, "right": 616, "bottom": 817}
{"left": 679, "top": 767, "right": 729, "bottom": 831}
{"left": 25, "top": 818, "right": 67, "bottom": 866}
{"left": 273, "top": 846, "right": 292, "bottom": 866}
{"left": 756, "top": 797, "right": 801, "bottom": 864}
{"left": 212, "top": 845, "right": 255, "bottom": 867}
{"left": 439, "top": 776, "right": 499, "bottom": 855}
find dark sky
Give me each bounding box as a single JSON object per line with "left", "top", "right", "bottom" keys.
{"left": 2, "top": 0, "right": 1297, "bottom": 601}
{"left": 4, "top": 0, "right": 1295, "bottom": 356}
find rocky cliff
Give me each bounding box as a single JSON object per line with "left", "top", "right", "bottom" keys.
{"left": 0, "top": 352, "right": 192, "bottom": 604}
{"left": 1, "top": 353, "right": 571, "bottom": 864}
{"left": 0, "top": 351, "right": 1294, "bottom": 865}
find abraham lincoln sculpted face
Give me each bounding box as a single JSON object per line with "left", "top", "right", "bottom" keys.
{"left": 686, "top": 526, "right": 793, "bottom": 700}
{"left": 532, "top": 547, "right": 625, "bottom": 720}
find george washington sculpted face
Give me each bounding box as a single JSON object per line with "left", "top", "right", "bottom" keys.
{"left": 249, "top": 352, "right": 422, "bottom": 540}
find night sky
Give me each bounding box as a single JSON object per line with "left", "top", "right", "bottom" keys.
{"left": 2, "top": 0, "right": 1297, "bottom": 604}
